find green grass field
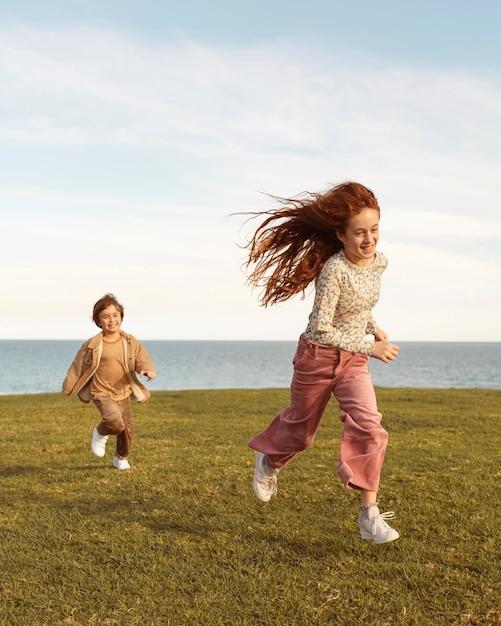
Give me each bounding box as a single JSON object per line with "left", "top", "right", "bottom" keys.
{"left": 0, "top": 388, "right": 500, "bottom": 626}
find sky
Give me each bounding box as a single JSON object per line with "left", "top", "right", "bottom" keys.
{"left": 1, "top": 1, "right": 500, "bottom": 340}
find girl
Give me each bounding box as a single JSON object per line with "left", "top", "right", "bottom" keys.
{"left": 63, "top": 294, "right": 156, "bottom": 470}
{"left": 245, "top": 182, "right": 400, "bottom": 544}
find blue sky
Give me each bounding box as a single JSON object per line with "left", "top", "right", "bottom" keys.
{"left": 2, "top": 0, "right": 501, "bottom": 70}
{"left": 1, "top": 2, "right": 500, "bottom": 339}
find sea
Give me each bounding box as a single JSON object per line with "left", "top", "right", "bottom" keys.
{"left": 0, "top": 340, "right": 499, "bottom": 395}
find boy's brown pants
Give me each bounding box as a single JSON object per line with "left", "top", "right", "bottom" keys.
{"left": 93, "top": 396, "right": 133, "bottom": 458}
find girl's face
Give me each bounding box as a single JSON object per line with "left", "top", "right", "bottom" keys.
{"left": 337, "top": 208, "right": 380, "bottom": 266}
{"left": 98, "top": 304, "right": 122, "bottom": 335}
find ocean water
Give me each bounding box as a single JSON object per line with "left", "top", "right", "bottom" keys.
{"left": 0, "top": 340, "right": 499, "bottom": 395}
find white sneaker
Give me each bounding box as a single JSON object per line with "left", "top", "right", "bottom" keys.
{"left": 358, "top": 504, "right": 400, "bottom": 544}
{"left": 252, "top": 452, "right": 278, "bottom": 502}
{"left": 91, "top": 427, "right": 109, "bottom": 458}
{"left": 112, "top": 456, "right": 130, "bottom": 470}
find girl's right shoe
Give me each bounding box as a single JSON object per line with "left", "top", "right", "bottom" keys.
{"left": 91, "top": 427, "right": 109, "bottom": 458}
{"left": 358, "top": 503, "right": 400, "bottom": 544}
{"left": 252, "top": 453, "right": 278, "bottom": 502}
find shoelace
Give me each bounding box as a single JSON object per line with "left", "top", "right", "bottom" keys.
{"left": 262, "top": 473, "right": 278, "bottom": 496}
{"left": 372, "top": 510, "right": 396, "bottom": 533}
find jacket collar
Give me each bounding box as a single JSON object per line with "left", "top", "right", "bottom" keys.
{"left": 88, "top": 332, "right": 103, "bottom": 349}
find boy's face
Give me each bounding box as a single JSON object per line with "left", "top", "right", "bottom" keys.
{"left": 98, "top": 304, "right": 122, "bottom": 335}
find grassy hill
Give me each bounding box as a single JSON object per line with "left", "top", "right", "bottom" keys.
{"left": 0, "top": 388, "right": 500, "bottom": 625}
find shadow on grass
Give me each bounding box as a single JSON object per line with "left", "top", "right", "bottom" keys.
{"left": 9, "top": 484, "right": 356, "bottom": 558}
{"left": 66, "top": 464, "right": 111, "bottom": 472}
{"left": 0, "top": 465, "right": 40, "bottom": 477}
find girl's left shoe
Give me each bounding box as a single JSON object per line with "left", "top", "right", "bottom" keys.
{"left": 252, "top": 452, "right": 278, "bottom": 502}
{"left": 358, "top": 503, "right": 399, "bottom": 543}
{"left": 112, "top": 456, "right": 131, "bottom": 470}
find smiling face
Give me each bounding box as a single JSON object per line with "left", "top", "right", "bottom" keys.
{"left": 336, "top": 207, "right": 380, "bottom": 266}
{"left": 97, "top": 304, "right": 123, "bottom": 336}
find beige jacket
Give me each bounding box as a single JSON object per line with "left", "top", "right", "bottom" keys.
{"left": 62, "top": 331, "right": 155, "bottom": 403}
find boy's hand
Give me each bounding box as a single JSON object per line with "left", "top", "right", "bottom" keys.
{"left": 373, "top": 328, "right": 389, "bottom": 341}
{"left": 141, "top": 370, "right": 156, "bottom": 381}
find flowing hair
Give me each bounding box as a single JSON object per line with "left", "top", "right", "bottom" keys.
{"left": 244, "top": 181, "right": 380, "bottom": 306}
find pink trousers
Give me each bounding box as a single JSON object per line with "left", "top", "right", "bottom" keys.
{"left": 248, "top": 334, "right": 388, "bottom": 492}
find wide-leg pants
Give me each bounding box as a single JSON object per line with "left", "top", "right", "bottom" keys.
{"left": 248, "top": 334, "right": 388, "bottom": 492}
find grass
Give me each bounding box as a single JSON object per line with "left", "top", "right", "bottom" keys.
{"left": 0, "top": 387, "right": 500, "bottom": 626}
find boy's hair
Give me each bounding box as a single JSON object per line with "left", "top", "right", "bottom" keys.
{"left": 92, "top": 293, "right": 124, "bottom": 327}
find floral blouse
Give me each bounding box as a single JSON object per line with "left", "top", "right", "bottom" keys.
{"left": 304, "top": 249, "right": 388, "bottom": 355}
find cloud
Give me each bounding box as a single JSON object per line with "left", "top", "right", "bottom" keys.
{"left": 0, "top": 26, "right": 500, "bottom": 339}
{"left": 2, "top": 27, "right": 500, "bottom": 154}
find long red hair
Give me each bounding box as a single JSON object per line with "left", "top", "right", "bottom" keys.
{"left": 244, "top": 181, "right": 380, "bottom": 305}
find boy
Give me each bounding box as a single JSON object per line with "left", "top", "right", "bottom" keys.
{"left": 63, "top": 294, "right": 156, "bottom": 470}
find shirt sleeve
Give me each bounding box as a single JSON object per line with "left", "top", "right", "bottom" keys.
{"left": 310, "top": 261, "right": 375, "bottom": 356}
{"left": 134, "top": 340, "right": 156, "bottom": 374}
{"left": 366, "top": 313, "right": 379, "bottom": 335}
{"left": 365, "top": 253, "right": 388, "bottom": 336}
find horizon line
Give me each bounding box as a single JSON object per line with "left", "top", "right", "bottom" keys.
{"left": 1, "top": 338, "right": 500, "bottom": 344}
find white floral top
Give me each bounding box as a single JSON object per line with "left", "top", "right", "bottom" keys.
{"left": 304, "top": 249, "right": 388, "bottom": 355}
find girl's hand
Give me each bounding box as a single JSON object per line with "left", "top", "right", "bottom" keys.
{"left": 374, "top": 328, "right": 389, "bottom": 341}
{"left": 141, "top": 370, "right": 156, "bottom": 381}
{"left": 372, "top": 341, "right": 399, "bottom": 364}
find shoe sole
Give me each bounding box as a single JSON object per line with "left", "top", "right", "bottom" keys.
{"left": 360, "top": 531, "right": 400, "bottom": 544}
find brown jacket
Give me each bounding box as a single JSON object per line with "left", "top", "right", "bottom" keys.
{"left": 62, "top": 331, "right": 155, "bottom": 403}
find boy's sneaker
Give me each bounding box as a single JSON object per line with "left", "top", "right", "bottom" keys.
{"left": 91, "top": 427, "right": 108, "bottom": 458}
{"left": 112, "top": 456, "right": 130, "bottom": 470}
{"left": 252, "top": 452, "right": 278, "bottom": 502}
{"left": 358, "top": 503, "right": 400, "bottom": 544}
